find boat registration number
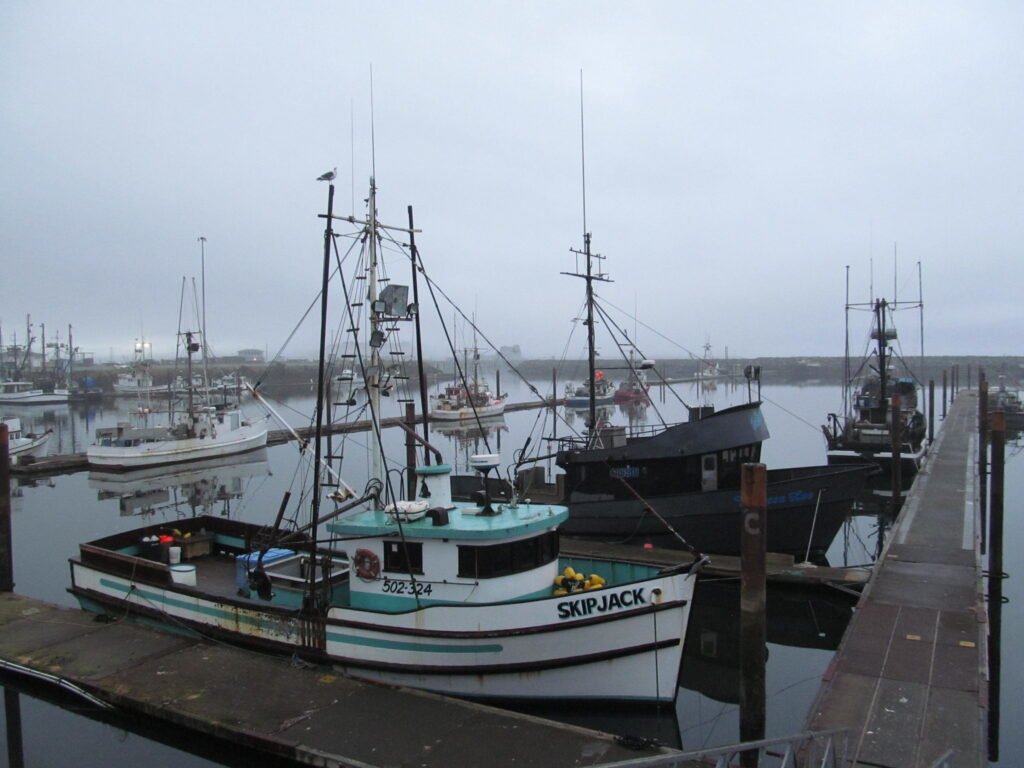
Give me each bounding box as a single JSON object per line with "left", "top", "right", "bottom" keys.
{"left": 381, "top": 577, "right": 433, "bottom": 596}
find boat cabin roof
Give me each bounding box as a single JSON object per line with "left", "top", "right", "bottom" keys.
{"left": 330, "top": 500, "right": 568, "bottom": 542}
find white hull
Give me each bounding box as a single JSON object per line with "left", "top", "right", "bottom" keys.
{"left": 70, "top": 559, "right": 695, "bottom": 701}
{"left": 87, "top": 423, "right": 268, "bottom": 470}
{"left": 0, "top": 389, "right": 70, "bottom": 405}
{"left": 8, "top": 432, "right": 51, "bottom": 462}
{"left": 429, "top": 400, "right": 506, "bottom": 421}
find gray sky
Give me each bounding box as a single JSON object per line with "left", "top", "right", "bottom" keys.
{"left": 2, "top": 2, "right": 1021, "bottom": 364}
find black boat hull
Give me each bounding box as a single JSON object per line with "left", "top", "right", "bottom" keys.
{"left": 557, "top": 464, "right": 874, "bottom": 558}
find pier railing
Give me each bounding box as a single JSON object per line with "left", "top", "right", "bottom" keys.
{"left": 598, "top": 727, "right": 848, "bottom": 767}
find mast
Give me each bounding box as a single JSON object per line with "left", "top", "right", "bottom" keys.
{"left": 843, "top": 265, "right": 850, "bottom": 419}
{"left": 198, "top": 236, "right": 210, "bottom": 401}
{"left": 876, "top": 299, "right": 888, "bottom": 429}
{"left": 309, "top": 181, "right": 336, "bottom": 599}
{"left": 67, "top": 324, "right": 73, "bottom": 390}
{"left": 408, "top": 205, "right": 431, "bottom": 462}
{"left": 367, "top": 177, "right": 383, "bottom": 482}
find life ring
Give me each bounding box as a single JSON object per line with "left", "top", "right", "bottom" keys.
{"left": 353, "top": 548, "right": 380, "bottom": 581}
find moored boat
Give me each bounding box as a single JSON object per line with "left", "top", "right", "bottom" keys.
{"left": 3, "top": 417, "right": 51, "bottom": 463}
{"left": 69, "top": 176, "right": 703, "bottom": 703}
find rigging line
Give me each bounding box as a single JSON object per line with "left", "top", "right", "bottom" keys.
{"left": 592, "top": 301, "right": 669, "bottom": 429}
{"left": 759, "top": 394, "right": 823, "bottom": 434}
{"left": 252, "top": 240, "right": 358, "bottom": 388}
{"left": 331, "top": 224, "right": 421, "bottom": 609}
{"left": 596, "top": 293, "right": 701, "bottom": 360}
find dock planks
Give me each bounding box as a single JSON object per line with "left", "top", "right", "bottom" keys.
{"left": 0, "top": 592, "right": 680, "bottom": 767}
{"left": 806, "top": 391, "right": 986, "bottom": 767}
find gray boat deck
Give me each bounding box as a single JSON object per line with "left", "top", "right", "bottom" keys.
{"left": 0, "top": 592, "right": 690, "bottom": 767}
{"left": 806, "top": 391, "right": 987, "bottom": 767}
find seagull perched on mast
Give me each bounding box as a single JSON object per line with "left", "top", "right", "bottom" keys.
{"left": 317, "top": 167, "right": 337, "bottom": 182}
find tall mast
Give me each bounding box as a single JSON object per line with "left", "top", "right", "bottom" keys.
{"left": 408, "top": 205, "right": 431, "bottom": 462}
{"left": 367, "top": 177, "right": 383, "bottom": 481}
{"left": 309, "top": 181, "right": 337, "bottom": 596}
{"left": 877, "top": 299, "right": 888, "bottom": 428}
{"left": 198, "top": 236, "right": 210, "bottom": 400}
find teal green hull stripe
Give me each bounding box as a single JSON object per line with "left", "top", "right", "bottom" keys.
{"left": 98, "top": 578, "right": 295, "bottom": 634}
{"left": 327, "top": 631, "right": 503, "bottom": 654}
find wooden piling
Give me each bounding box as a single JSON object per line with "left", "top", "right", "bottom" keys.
{"left": 495, "top": 368, "right": 501, "bottom": 400}
{"left": 740, "top": 463, "right": 767, "bottom": 767}
{"left": 4, "top": 687, "right": 24, "bottom": 768}
{"left": 0, "top": 423, "right": 12, "bottom": 593}
{"left": 928, "top": 379, "right": 935, "bottom": 444}
{"left": 942, "top": 369, "right": 948, "bottom": 419}
{"left": 988, "top": 409, "right": 1005, "bottom": 763}
{"left": 979, "top": 379, "right": 989, "bottom": 555}
{"left": 890, "top": 392, "right": 902, "bottom": 507}
{"left": 990, "top": 410, "right": 1005, "bottom": 588}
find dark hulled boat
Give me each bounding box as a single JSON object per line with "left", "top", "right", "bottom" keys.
{"left": 520, "top": 401, "right": 873, "bottom": 559}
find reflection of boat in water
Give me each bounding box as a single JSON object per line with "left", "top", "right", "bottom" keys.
{"left": 89, "top": 449, "right": 271, "bottom": 516}
{"left": 680, "top": 581, "right": 854, "bottom": 705}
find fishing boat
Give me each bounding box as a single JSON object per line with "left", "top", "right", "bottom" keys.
{"left": 69, "top": 176, "right": 703, "bottom": 703}
{"left": 0, "top": 380, "right": 70, "bottom": 405}
{"left": 516, "top": 233, "right": 872, "bottom": 560}
{"left": 87, "top": 340, "right": 268, "bottom": 470}
{"left": 988, "top": 374, "right": 1024, "bottom": 432}
{"left": 429, "top": 339, "right": 506, "bottom": 421}
{"left": 822, "top": 292, "right": 927, "bottom": 477}
{"left": 112, "top": 339, "right": 167, "bottom": 398}
{"left": 3, "top": 417, "right": 51, "bottom": 464}
{"left": 564, "top": 371, "right": 614, "bottom": 409}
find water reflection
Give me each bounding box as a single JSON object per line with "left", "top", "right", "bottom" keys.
{"left": 87, "top": 449, "right": 271, "bottom": 518}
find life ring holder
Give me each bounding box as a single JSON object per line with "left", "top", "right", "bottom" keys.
{"left": 353, "top": 548, "right": 380, "bottom": 581}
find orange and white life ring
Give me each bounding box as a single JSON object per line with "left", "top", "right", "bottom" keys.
{"left": 353, "top": 548, "right": 380, "bottom": 581}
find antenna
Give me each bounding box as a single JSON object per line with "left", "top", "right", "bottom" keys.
{"left": 370, "top": 65, "right": 377, "bottom": 182}
{"left": 893, "top": 242, "right": 898, "bottom": 304}
{"left": 350, "top": 98, "right": 356, "bottom": 217}
{"left": 579, "top": 69, "right": 587, "bottom": 238}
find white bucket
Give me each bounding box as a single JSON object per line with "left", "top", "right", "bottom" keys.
{"left": 169, "top": 564, "right": 197, "bottom": 586}
{"left": 168, "top": 546, "right": 182, "bottom": 565}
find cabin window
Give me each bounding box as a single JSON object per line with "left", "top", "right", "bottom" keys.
{"left": 382, "top": 540, "right": 423, "bottom": 575}
{"left": 457, "top": 531, "right": 559, "bottom": 579}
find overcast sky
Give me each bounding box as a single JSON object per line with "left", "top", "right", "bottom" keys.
{"left": 2, "top": 2, "right": 1021, "bottom": 365}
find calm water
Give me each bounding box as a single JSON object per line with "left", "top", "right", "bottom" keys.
{"left": 1, "top": 378, "right": 1017, "bottom": 764}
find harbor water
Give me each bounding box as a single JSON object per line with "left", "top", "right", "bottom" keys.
{"left": 1, "top": 377, "right": 1018, "bottom": 765}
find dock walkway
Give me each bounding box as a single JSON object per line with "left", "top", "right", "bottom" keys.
{"left": 0, "top": 592, "right": 681, "bottom": 767}
{"left": 806, "top": 392, "right": 986, "bottom": 767}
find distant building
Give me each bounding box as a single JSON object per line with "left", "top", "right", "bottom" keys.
{"left": 499, "top": 344, "right": 522, "bottom": 361}
{"left": 239, "top": 348, "right": 265, "bottom": 363}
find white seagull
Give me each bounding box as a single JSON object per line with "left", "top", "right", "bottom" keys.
{"left": 317, "top": 167, "right": 337, "bottom": 182}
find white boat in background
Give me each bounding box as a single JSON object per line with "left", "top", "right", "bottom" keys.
{"left": 430, "top": 341, "right": 506, "bottom": 421}
{"left": 0, "top": 380, "right": 70, "bottom": 405}
{"left": 3, "top": 417, "right": 51, "bottom": 463}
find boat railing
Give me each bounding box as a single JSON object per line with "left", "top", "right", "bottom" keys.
{"left": 555, "top": 419, "right": 687, "bottom": 452}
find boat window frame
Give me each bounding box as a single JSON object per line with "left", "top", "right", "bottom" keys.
{"left": 456, "top": 530, "right": 559, "bottom": 579}
{"left": 382, "top": 539, "right": 424, "bottom": 575}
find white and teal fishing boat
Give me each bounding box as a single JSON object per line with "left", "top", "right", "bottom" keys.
{"left": 69, "top": 174, "right": 703, "bottom": 702}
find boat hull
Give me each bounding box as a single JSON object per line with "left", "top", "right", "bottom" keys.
{"left": 70, "top": 557, "right": 695, "bottom": 702}
{"left": 0, "top": 390, "right": 70, "bottom": 405}
{"left": 86, "top": 424, "right": 268, "bottom": 470}
{"left": 8, "top": 432, "right": 51, "bottom": 462}
{"left": 429, "top": 400, "right": 506, "bottom": 421}
{"left": 557, "top": 464, "right": 874, "bottom": 557}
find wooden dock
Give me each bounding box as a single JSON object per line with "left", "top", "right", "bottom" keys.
{"left": 805, "top": 391, "right": 986, "bottom": 767}
{"left": 0, "top": 592, "right": 684, "bottom": 767}
{"left": 560, "top": 538, "right": 870, "bottom": 591}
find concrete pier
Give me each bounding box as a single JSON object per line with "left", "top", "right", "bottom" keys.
{"left": 806, "top": 391, "right": 986, "bottom": 767}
